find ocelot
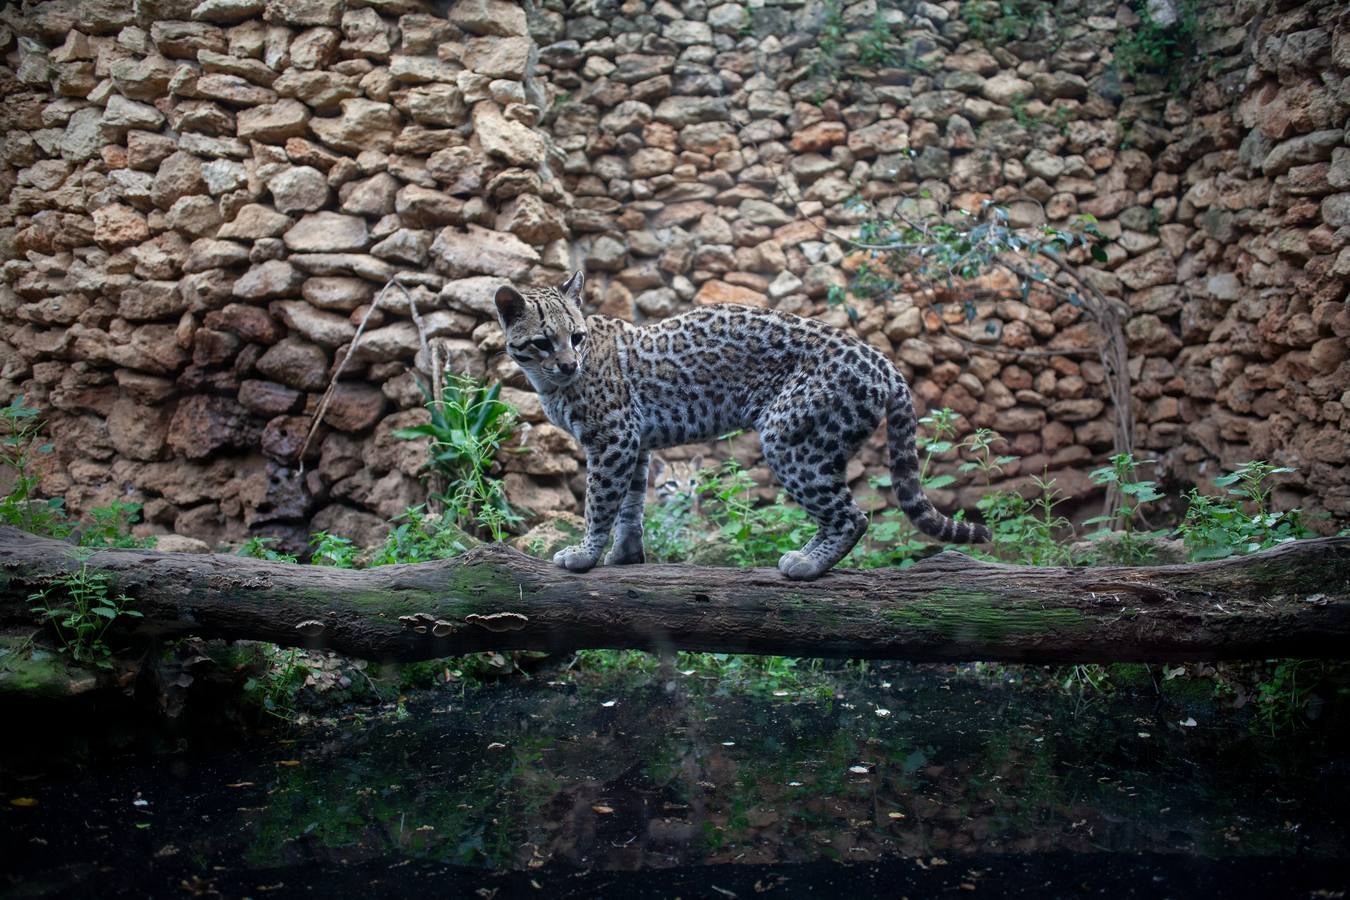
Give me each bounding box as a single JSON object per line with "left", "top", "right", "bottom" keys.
{"left": 495, "top": 271, "right": 990, "bottom": 581}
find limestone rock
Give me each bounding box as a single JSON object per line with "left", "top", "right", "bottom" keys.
{"left": 219, "top": 203, "right": 292, "bottom": 239}
{"left": 167, "top": 395, "right": 255, "bottom": 459}
{"left": 449, "top": 0, "right": 528, "bottom": 36}
{"left": 283, "top": 212, "right": 370, "bottom": 252}
{"left": 274, "top": 299, "right": 357, "bottom": 347}
{"left": 322, "top": 382, "right": 387, "bottom": 431}
{"left": 429, "top": 224, "right": 541, "bottom": 280}
{"left": 237, "top": 99, "right": 311, "bottom": 143}
{"left": 255, "top": 336, "right": 331, "bottom": 390}
{"left": 309, "top": 98, "right": 400, "bottom": 153}
{"left": 472, "top": 101, "right": 546, "bottom": 167}
{"left": 233, "top": 259, "right": 304, "bottom": 300}
{"left": 268, "top": 166, "right": 330, "bottom": 213}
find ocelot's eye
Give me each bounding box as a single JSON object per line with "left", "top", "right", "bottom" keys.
{"left": 532, "top": 337, "right": 553, "bottom": 352}
{"left": 571, "top": 332, "right": 585, "bottom": 347}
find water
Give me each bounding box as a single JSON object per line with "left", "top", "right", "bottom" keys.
{"left": 4, "top": 660, "right": 1349, "bottom": 897}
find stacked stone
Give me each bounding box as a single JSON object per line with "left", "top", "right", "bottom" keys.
{"left": 1160, "top": 0, "right": 1350, "bottom": 523}
{"left": 0, "top": 0, "right": 575, "bottom": 549}
{"left": 526, "top": 0, "right": 1348, "bottom": 526}
{"left": 1, "top": 0, "right": 1347, "bottom": 544}
{"left": 525, "top": 0, "right": 1142, "bottom": 512}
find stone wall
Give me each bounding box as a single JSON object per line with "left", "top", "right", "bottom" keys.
{"left": 1, "top": 0, "right": 1347, "bottom": 550}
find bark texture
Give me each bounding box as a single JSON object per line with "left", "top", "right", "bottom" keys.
{"left": 1, "top": 527, "right": 1348, "bottom": 665}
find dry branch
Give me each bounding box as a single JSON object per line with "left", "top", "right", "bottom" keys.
{"left": 1, "top": 527, "right": 1347, "bottom": 667}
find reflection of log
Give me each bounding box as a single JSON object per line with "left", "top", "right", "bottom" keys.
{"left": 1, "top": 526, "right": 1348, "bottom": 666}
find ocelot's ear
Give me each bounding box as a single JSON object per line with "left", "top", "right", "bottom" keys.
{"left": 495, "top": 285, "right": 526, "bottom": 327}
{"left": 560, "top": 270, "right": 584, "bottom": 306}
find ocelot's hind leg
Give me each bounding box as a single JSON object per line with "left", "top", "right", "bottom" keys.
{"left": 761, "top": 437, "right": 869, "bottom": 581}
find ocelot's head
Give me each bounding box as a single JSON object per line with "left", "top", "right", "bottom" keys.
{"left": 495, "top": 271, "right": 588, "bottom": 391}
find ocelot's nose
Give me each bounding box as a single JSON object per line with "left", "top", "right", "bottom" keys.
{"left": 558, "top": 360, "right": 577, "bottom": 375}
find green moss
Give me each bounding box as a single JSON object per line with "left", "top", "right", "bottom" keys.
{"left": 882, "top": 588, "right": 1086, "bottom": 641}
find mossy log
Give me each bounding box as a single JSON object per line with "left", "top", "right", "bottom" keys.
{"left": 0, "top": 526, "right": 1348, "bottom": 667}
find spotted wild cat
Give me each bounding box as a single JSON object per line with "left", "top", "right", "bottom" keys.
{"left": 495, "top": 271, "right": 991, "bottom": 581}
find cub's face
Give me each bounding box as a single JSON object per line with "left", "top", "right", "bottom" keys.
{"left": 495, "top": 271, "right": 589, "bottom": 391}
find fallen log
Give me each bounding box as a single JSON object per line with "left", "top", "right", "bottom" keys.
{"left": 0, "top": 526, "right": 1347, "bottom": 666}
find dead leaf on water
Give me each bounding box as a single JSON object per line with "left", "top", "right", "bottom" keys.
{"left": 275, "top": 759, "right": 301, "bottom": 767}
{"left": 591, "top": 804, "right": 614, "bottom": 815}
{"left": 9, "top": 797, "right": 37, "bottom": 808}
{"left": 226, "top": 782, "right": 255, "bottom": 789}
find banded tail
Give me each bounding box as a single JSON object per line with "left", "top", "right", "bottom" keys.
{"left": 886, "top": 384, "right": 992, "bottom": 544}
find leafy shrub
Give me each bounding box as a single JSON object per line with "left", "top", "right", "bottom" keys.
{"left": 1082, "top": 452, "right": 1166, "bottom": 563}
{"left": 0, "top": 395, "right": 71, "bottom": 539}
{"left": 79, "top": 501, "right": 155, "bottom": 549}
{"left": 366, "top": 506, "right": 472, "bottom": 566}
{"left": 238, "top": 536, "right": 300, "bottom": 563}
{"left": 395, "top": 372, "right": 520, "bottom": 541}
{"left": 1114, "top": 1, "right": 1196, "bottom": 89}
{"left": 309, "top": 531, "right": 358, "bottom": 568}
{"left": 1179, "top": 461, "right": 1307, "bottom": 560}
{"left": 29, "top": 562, "right": 143, "bottom": 669}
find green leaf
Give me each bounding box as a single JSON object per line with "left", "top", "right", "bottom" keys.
{"left": 1090, "top": 243, "right": 1108, "bottom": 263}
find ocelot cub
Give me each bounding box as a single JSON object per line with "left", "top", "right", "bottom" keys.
{"left": 495, "top": 271, "right": 990, "bottom": 581}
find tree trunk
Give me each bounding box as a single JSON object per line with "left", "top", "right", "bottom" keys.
{"left": 1, "top": 527, "right": 1347, "bottom": 667}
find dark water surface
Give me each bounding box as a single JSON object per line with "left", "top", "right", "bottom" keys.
{"left": 4, "top": 660, "right": 1349, "bottom": 898}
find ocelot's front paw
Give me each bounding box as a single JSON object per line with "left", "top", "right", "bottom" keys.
{"left": 553, "top": 544, "right": 599, "bottom": 572}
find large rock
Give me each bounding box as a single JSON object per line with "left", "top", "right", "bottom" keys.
{"left": 268, "top": 166, "right": 330, "bottom": 213}
{"left": 264, "top": 0, "right": 342, "bottom": 26}
{"left": 283, "top": 212, "right": 370, "bottom": 252}
{"left": 497, "top": 194, "right": 566, "bottom": 243}
{"left": 166, "top": 395, "right": 255, "bottom": 459}
{"left": 151, "top": 151, "right": 207, "bottom": 209}
{"left": 108, "top": 397, "right": 172, "bottom": 461}
{"left": 218, "top": 203, "right": 292, "bottom": 239}
{"left": 274, "top": 299, "right": 357, "bottom": 347}
{"left": 339, "top": 172, "right": 400, "bottom": 216}
{"left": 694, "top": 281, "right": 768, "bottom": 307}
{"left": 449, "top": 0, "right": 528, "bottom": 36}
{"left": 256, "top": 337, "right": 331, "bottom": 390}
{"left": 302, "top": 276, "right": 374, "bottom": 311}
{"left": 462, "top": 36, "right": 534, "bottom": 79}
{"left": 309, "top": 98, "right": 400, "bottom": 153}
{"left": 92, "top": 203, "right": 151, "bottom": 249}
{"left": 429, "top": 224, "right": 540, "bottom": 278}
{"left": 233, "top": 259, "right": 304, "bottom": 299}
{"left": 236, "top": 99, "right": 311, "bottom": 142}
{"left": 472, "top": 101, "right": 546, "bottom": 167}
{"left": 322, "top": 382, "right": 387, "bottom": 431}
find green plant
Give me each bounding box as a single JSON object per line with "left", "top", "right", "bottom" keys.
{"left": 395, "top": 372, "right": 520, "bottom": 542}
{"left": 856, "top": 13, "right": 899, "bottom": 67}
{"left": 1252, "top": 660, "right": 1313, "bottom": 736}
{"left": 366, "top": 506, "right": 471, "bottom": 566}
{"left": 29, "top": 562, "right": 142, "bottom": 669}
{"left": 695, "top": 461, "right": 816, "bottom": 567}
{"left": 643, "top": 489, "right": 700, "bottom": 563}
{"left": 961, "top": 0, "right": 1053, "bottom": 45}
{"left": 1082, "top": 452, "right": 1166, "bottom": 563}
{"left": 0, "top": 395, "right": 71, "bottom": 538}
{"left": 243, "top": 646, "right": 312, "bottom": 721}
{"left": 1114, "top": 1, "right": 1196, "bottom": 90}
{"left": 238, "top": 536, "right": 300, "bottom": 563}
{"left": 79, "top": 501, "right": 154, "bottom": 549}
{"left": 309, "top": 531, "right": 358, "bottom": 568}
{"left": 979, "top": 474, "right": 1073, "bottom": 566}
{"left": 1179, "top": 461, "right": 1306, "bottom": 560}
{"left": 812, "top": 0, "right": 848, "bottom": 74}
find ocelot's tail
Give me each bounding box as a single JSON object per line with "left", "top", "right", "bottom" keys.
{"left": 886, "top": 383, "right": 992, "bottom": 543}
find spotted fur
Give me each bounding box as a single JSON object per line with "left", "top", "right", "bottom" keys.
{"left": 495, "top": 271, "right": 991, "bottom": 581}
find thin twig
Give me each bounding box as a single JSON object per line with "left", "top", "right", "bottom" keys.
{"left": 297, "top": 274, "right": 422, "bottom": 476}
